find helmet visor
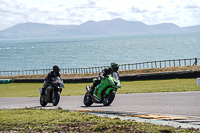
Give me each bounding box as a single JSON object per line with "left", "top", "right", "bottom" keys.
{"left": 54, "top": 69, "right": 59, "bottom": 73}
{"left": 113, "top": 67, "right": 119, "bottom": 72}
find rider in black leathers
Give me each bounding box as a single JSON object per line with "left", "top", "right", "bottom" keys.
{"left": 41, "top": 65, "right": 61, "bottom": 96}
{"left": 89, "top": 62, "right": 119, "bottom": 95}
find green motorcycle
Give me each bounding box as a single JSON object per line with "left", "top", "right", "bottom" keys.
{"left": 83, "top": 72, "right": 121, "bottom": 106}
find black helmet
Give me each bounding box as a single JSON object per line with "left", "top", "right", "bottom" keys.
{"left": 53, "top": 65, "right": 60, "bottom": 73}
{"left": 111, "top": 62, "right": 119, "bottom": 72}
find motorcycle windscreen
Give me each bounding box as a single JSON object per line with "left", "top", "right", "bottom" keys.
{"left": 57, "top": 77, "right": 64, "bottom": 88}
{"left": 111, "top": 72, "right": 119, "bottom": 81}
{"left": 51, "top": 77, "right": 64, "bottom": 88}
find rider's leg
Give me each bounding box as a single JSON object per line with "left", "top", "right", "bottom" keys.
{"left": 41, "top": 84, "right": 47, "bottom": 96}
{"left": 89, "top": 77, "right": 101, "bottom": 95}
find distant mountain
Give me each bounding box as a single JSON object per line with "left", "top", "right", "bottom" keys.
{"left": 0, "top": 18, "right": 199, "bottom": 39}
{"left": 67, "top": 18, "right": 149, "bottom": 36}
{"left": 0, "top": 22, "right": 76, "bottom": 39}
{"left": 181, "top": 25, "right": 200, "bottom": 33}
{"left": 148, "top": 23, "right": 181, "bottom": 33}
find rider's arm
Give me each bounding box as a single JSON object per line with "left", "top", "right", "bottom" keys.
{"left": 99, "top": 72, "right": 104, "bottom": 79}
{"left": 99, "top": 68, "right": 106, "bottom": 79}
{"left": 58, "top": 73, "right": 63, "bottom": 80}
{"left": 45, "top": 72, "right": 53, "bottom": 83}
{"left": 99, "top": 68, "right": 110, "bottom": 78}
{"left": 117, "top": 72, "right": 120, "bottom": 81}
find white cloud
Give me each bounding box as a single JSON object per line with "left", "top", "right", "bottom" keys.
{"left": 0, "top": 0, "right": 200, "bottom": 30}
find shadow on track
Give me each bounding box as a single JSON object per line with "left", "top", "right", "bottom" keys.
{"left": 80, "top": 105, "right": 111, "bottom": 108}
{"left": 28, "top": 105, "right": 54, "bottom": 108}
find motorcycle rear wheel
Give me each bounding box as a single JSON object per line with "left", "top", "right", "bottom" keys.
{"left": 83, "top": 93, "right": 93, "bottom": 106}
{"left": 103, "top": 90, "right": 115, "bottom": 106}
{"left": 52, "top": 92, "right": 60, "bottom": 106}
{"left": 40, "top": 96, "right": 47, "bottom": 106}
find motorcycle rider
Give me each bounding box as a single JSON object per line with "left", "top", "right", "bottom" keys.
{"left": 89, "top": 62, "right": 119, "bottom": 95}
{"left": 41, "top": 65, "right": 61, "bottom": 97}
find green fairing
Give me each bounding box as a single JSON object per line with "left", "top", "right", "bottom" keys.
{"left": 94, "top": 74, "right": 120, "bottom": 100}
{"left": 106, "top": 88, "right": 115, "bottom": 95}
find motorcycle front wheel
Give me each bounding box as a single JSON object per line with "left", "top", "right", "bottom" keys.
{"left": 40, "top": 96, "right": 47, "bottom": 107}
{"left": 83, "top": 93, "right": 93, "bottom": 106}
{"left": 103, "top": 89, "right": 115, "bottom": 106}
{"left": 52, "top": 91, "right": 60, "bottom": 106}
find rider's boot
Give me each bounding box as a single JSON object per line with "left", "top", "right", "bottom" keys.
{"left": 89, "top": 85, "right": 95, "bottom": 96}
{"left": 41, "top": 87, "right": 46, "bottom": 98}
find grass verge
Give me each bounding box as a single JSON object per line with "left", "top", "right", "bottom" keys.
{"left": 0, "top": 109, "right": 197, "bottom": 133}
{"left": 0, "top": 78, "right": 199, "bottom": 97}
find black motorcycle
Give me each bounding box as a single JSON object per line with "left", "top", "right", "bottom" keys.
{"left": 39, "top": 77, "right": 64, "bottom": 106}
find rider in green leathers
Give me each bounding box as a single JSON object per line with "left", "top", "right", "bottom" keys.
{"left": 89, "top": 62, "right": 119, "bottom": 95}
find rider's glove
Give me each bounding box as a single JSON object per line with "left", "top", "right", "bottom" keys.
{"left": 100, "top": 75, "right": 104, "bottom": 79}
{"left": 99, "top": 72, "right": 104, "bottom": 79}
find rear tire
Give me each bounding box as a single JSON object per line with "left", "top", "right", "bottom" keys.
{"left": 52, "top": 92, "right": 60, "bottom": 106}
{"left": 83, "top": 93, "right": 93, "bottom": 106}
{"left": 40, "top": 96, "right": 47, "bottom": 107}
{"left": 103, "top": 90, "right": 115, "bottom": 106}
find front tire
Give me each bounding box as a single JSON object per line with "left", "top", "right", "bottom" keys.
{"left": 52, "top": 91, "right": 60, "bottom": 106}
{"left": 40, "top": 96, "right": 47, "bottom": 107}
{"left": 103, "top": 90, "right": 115, "bottom": 106}
{"left": 83, "top": 93, "right": 93, "bottom": 106}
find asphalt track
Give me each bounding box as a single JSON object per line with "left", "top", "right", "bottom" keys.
{"left": 0, "top": 91, "right": 200, "bottom": 118}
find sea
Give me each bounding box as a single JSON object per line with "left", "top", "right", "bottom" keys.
{"left": 0, "top": 32, "right": 200, "bottom": 71}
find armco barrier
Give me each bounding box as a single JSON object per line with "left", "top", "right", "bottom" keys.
{"left": 119, "top": 70, "right": 200, "bottom": 81}
{"left": 0, "top": 79, "right": 12, "bottom": 84}
{"left": 14, "top": 77, "right": 94, "bottom": 83}
{"left": 14, "top": 70, "right": 200, "bottom": 83}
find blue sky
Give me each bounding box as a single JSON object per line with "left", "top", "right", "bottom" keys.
{"left": 0, "top": 0, "right": 200, "bottom": 30}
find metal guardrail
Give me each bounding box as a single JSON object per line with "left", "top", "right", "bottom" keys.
{"left": 0, "top": 58, "right": 199, "bottom": 76}
{"left": 119, "top": 58, "right": 199, "bottom": 71}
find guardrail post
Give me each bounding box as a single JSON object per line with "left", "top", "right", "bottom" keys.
{"left": 193, "top": 58, "right": 197, "bottom": 66}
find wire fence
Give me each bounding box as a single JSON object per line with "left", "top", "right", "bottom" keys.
{"left": 0, "top": 58, "right": 199, "bottom": 76}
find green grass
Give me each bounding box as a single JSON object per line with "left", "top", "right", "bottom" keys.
{"left": 0, "top": 109, "right": 197, "bottom": 132}
{"left": 119, "top": 78, "right": 200, "bottom": 93}
{"left": 0, "top": 79, "right": 199, "bottom": 97}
